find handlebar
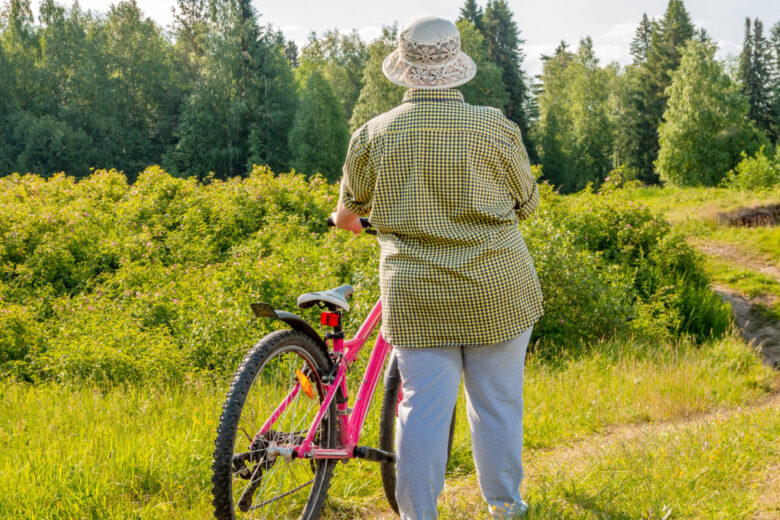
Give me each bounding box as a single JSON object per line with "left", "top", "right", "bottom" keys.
{"left": 327, "top": 215, "right": 377, "bottom": 235}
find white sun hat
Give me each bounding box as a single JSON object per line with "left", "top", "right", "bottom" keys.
{"left": 382, "top": 15, "right": 477, "bottom": 90}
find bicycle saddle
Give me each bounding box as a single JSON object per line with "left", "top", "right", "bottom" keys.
{"left": 297, "top": 284, "right": 354, "bottom": 312}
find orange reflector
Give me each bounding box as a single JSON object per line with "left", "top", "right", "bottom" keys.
{"left": 295, "top": 369, "right": 315, "bottom": 399}
{"left": 321, "top": 312, "right": 340, "bottom": 327}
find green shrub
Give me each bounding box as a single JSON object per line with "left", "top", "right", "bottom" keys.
{"left": 557, "top": 173, "right": 730, "bottom": 341}
{"left": 721, "top": 146, "right": 780, "bottom": 191}
{"left": 0, "top": 303, "right": 44, "bottom": 381}
{"left": 0, "top": 166, "right": 729, "bottom": 383}
{"left": 522, "top": 212, "right": 634, "bottom": 349}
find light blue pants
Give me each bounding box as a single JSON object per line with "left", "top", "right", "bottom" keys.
{"left": 394, "top": 327, "right": 533, "bottom": 520}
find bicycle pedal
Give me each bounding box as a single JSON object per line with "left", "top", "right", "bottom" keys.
{"left": 353, "top": 446, "right": 396, "bottom": 463}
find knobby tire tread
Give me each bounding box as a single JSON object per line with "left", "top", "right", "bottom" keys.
{"left": 212, "top": 329, "right": 336, "bottom": 520}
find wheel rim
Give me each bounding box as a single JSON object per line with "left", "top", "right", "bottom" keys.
{"left": 230, "top": 345, "right": 330, "bottom": 519}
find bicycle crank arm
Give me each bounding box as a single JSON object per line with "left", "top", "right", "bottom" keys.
{"left": 353, "top": 446, "right": 396, "bottom": 463}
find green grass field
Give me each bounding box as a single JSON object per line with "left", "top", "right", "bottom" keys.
{"left": 635, "top": 185, "right": 780, "bottom": 313}
{"left": 1, "top": 335, "right": 775, "bottom": 519}
{"left": 2, "top": 179, "right": 779, "bottom": 519}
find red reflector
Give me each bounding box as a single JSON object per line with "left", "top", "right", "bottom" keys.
{"left": 321, "top": 312, "right": 340, "bottom": 326}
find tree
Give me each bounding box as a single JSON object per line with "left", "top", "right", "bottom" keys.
{"left": 1, "top": 0, "right": 39, "bottom": 111}
{"left": 246, "top": 29, "right": 297, "bottom": 172}
{"left": 482, "top": 0, "right": 535, "bottom": 160}
{"left": 171, "top": 0, "right": 208, "bottom": 86}
{"left": 455, "top": 19, "right": 508, "bottom": 108}
{"left": 458, "top": 0, "right": 484, "bottom": 33}
{"left": 284, "top": 39, "right": 298, "bottom": 68}
{"left": 771, "top": 21, "right": 780, "bottom": 141}
{"left": 738, "top": 18, "right": 775, "bottom": 141}
{"left": 301, "top": 29, "right": 368, "bottom": 126}
{"left": 616, "top": 1, "right": 696, "bottom": 183}
{"left": 349, "top": 25, "right": 404, "bottom": 132}
{"left": 657, "top": 40, "right": 762, "bottom": 186}
{"left": 288, "top": 66, "right": 349, "bottom": 181}
{"left": 535, "top": 38, "right": 616, "bottom": 192}
{"left": 166, "top": 0, "right": 295, "bottom": 178}
{"left": 99, "top": 0, "right": 177, "bottom": 178}
{"left": 630, "top": 13, "right": 654, "bottom": 64}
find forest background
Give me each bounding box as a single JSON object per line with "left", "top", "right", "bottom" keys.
{"left": 1, "top": 0, "right": 779, "bottom": 191}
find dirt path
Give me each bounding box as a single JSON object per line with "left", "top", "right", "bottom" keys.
{"left": 692, "top": 238, "right": 780, "bottom": 284}
{"left": 685, "top": 237, "right": 780, "bottom": 368}
{"left": 713, "top": 286, "right": 780, "bottom": 369}
{"left": 363, "top": 390, "right": 780, "bottom": 519}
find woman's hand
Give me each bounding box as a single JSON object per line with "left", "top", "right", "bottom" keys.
{"left": 334, "top": 196, "right": 364, "bottom": 234}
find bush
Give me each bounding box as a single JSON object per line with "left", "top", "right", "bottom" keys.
{"left": 0, "top": 166, "right": 728, "bottom": 383}
{"left": 522, "top": 211, "right": 634, "bottom": 349}
{"left": 555, "top": 173, "right": 730, "bottom": 341}
{"left": 721, "top": 146, "right": 780, "bottom": 191}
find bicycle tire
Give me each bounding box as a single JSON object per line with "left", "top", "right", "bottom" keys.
{"left": 378, "top": 353, "right": 456, "bottom": 515}
{"left": 212, "top": 329, "right": 338, "bottom": 520}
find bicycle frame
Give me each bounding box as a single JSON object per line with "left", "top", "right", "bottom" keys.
{"left": 256, "top": 299, "right": 392, "bottom": 460}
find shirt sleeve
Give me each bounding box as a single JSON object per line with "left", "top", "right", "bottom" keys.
{"left": 339, "top": 125, "right": 375, "bottom": 217}
{"left": 504, "top": 125, "right": 539, "bottom": 221}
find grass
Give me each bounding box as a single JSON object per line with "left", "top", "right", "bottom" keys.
{"left": 435, "top": 398, "right": 780, "bottom": 519}
{"left": 634, "top": 185, "right": 780, "bottom": 308}
{"left": 0, "top": 335, "right": 774, "bottom": 519}
{"left": 523, "top": 401, "right": 780, "bottom": 520}
{"left": 634, "top": 185, "right": 780, "bottom": 225}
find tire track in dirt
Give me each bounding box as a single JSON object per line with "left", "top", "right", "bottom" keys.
{"left": 687, "top": 238, "right": 780, "bottom": 368}
{"left": 361, "top": 389, "right": 780, "bottom": 519}
{"left": 691, "top": 238, "right": 780, "bottom": 285}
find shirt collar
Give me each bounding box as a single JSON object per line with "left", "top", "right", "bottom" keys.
{"left": 402, "top": 89, "right": 465, "bottom": 104}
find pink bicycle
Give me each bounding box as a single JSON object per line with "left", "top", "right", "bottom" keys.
{"left": 211, "top": 217, "right": 455, "bottom": 519}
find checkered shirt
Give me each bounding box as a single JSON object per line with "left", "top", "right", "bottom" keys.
{"left": 340, "top": 88, "right": 543, "bottom": 348}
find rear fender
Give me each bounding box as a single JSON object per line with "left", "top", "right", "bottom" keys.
{"left": 250, "top": 302, "right": 329, "bottom": 357}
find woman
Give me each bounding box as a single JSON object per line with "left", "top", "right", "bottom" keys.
{"left": 334, "top": 15, "right": 543, "bottom": 520}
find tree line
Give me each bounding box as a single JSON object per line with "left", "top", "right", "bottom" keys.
{"left": 0, "top": 0, "right": 778, "bottom": 189}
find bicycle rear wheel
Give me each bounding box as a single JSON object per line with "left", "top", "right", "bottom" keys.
{"left": 378, "top": 352, "right": 456, "bottom": 515}
{"left": 212, "top": 329, "right": 337, "bottom": 520}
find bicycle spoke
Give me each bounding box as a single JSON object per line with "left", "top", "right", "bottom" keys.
{"left": 250, "top": 478, "right": 314, "bottom": 510}
{"left": 219, "top": 340, "right": 334, "bottom": 520}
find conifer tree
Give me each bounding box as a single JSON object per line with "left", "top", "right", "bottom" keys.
{"left": 771, "top": 21, "right": 780, "bottom": 141}
{"left": 288, "top": 66, "right": 349, "bottom": 182}
{"left": 738, "top": 18, "right": 774, "bottom": 140}
{"left": 630, "top": 13, "right": 654, "bottom": 64}
{"left": 458, "top": 0, "right": 484, "bottom": 33}
{"left": 482, "top": 0, "right": 536, "bottom": 160}
{"left": 616, "top": 1, "right": 695, "bottom": 183}
{"left": 455, "top": 19, "right": 508, "bottom": 108}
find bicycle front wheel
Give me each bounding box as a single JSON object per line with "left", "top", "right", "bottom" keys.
{"left": 212, "top": 329, "right": 337, "bottom": 520}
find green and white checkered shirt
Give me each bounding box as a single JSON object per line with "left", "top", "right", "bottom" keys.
{"left": 340, "top": 88, "right": 543, "bottom": 348}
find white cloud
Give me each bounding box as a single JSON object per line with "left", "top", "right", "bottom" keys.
{"left": 357, "top": 26, "right": 383, "bottom": 41}
{"left": 592, "top": 21, "right": 636, "bottom": 67}
{"left": 524, "top": 43, "right": 557, "bottom": 78}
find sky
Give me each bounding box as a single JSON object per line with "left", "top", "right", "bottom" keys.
{"left": 31, "top": 0, "right": 780, "bottom": 76}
